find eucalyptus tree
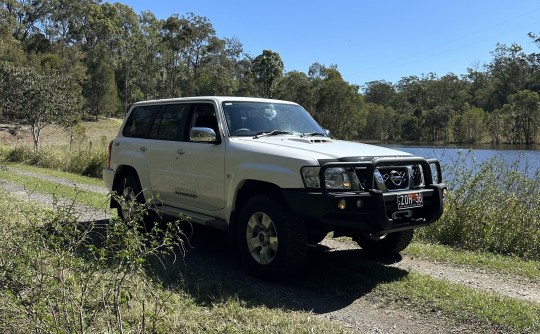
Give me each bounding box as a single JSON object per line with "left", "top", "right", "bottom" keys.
{"left": 487, "top": 43, "right": 530, "bottom": 110}
{"left": 452, "top": 105, "right": 488, "bottom": 144}
{"left": 138, "top": 11, "right": 164, "bottom": 100}
{"left": 311, "top": 67, "right": 366, "bottom": 140}
{"left": 252, "top": 49, "right": 284, "bottom": 98}
{"left": 196, "top": 36, "right": 246, "bottom": 95}
{"left": 363, "top": 80, "right": 396, "bottom": 107}
{"left": 2, "top": 0, "right": 47, "bottom": 42}
{"left": 112, "top": 3, "right": 143, "bottom": 112}
{"left": 0, "top": 63, "right": 79, "bottom": 151}
{"left": 362, "top": 102, "right": 396, "bottom": 141}
{"left": 508, "top": 90, "right": 540, "bottom": 144}
{"left": 274, "top": 71, "right": 313, "bottom": 111}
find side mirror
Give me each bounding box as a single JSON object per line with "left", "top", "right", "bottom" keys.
{"left": 190, "top": 127, "right": 220, "bottom": 144}
{"left": 324, "top": 129, "right": 331, "bottom": 137}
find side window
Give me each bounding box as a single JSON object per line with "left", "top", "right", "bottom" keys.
{"left": 187, "top": 103, "right": 219, "bottom": 141}
{"left": 148, "top": 104, "right": 188, "bottom": 141}
{"left": 122, "top": 105, "right": 159, "bottom": 138}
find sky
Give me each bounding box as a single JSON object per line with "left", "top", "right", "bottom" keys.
{"left": 119, "top": 0, "right": 540, "bottom": 89}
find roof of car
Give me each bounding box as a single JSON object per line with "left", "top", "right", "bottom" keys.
{"left": 131, "top": 96, "right": 298, "bottom": 107}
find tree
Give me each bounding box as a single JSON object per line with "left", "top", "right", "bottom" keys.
{"left": 508, "top": 90, "right": 540, "bottom": 144}
{"left": 452, "top": 106, "right": 487, "bottom": 144}
{"left": 362, "top": 103, "right": 396, "bottom": 141}
{"left": 311, "top": 67, "right": 366, "bottom": 140}
{"left": 487, "top": 43, "right": 530, "bottom": 110}
{"left": 363, "top": 80, "right": 396, "bottom": 106}
{"left": 252, "top": 49, "right": 284, "bottom": 98}
{"left": 0, "top": 63, "right": 79, "bottom": 152}
{"left": 274, "top": 71, "right": 313, "bottom": 110}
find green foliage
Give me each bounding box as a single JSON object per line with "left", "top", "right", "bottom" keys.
{"left": 3, "top": 0, "right": 540, "bottom": 143}
{"left": 417, "top": 151, "right": 540, "bottom": 260}
{"left": 0, "top": 62, "right": 81, "bottom": 152}
{"left": 3, "top": 143, "right": 107, "bottom": 178}
{"left": 252, "top": 49, "right": 284, "bottom": 98}
{"left": 0, "top": 190, "right": 186, "bottom": 333}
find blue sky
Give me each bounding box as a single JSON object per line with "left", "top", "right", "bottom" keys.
{"left": 119, "top": 0, "right": 540, "bottom": 88}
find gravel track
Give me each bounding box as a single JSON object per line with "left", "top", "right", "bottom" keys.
{"left": 322, "top": 238, "right": 540, "bottom": 304}
{"left": 1, "top": 167, "right": 537, "bottom": 333}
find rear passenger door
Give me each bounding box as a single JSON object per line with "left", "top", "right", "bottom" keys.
{"left": 143, "top": 103, "right": 188, "bottom": 205}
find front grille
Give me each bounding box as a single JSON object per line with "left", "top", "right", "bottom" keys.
{"left": 379, "top": 167, "right": 409, "bottom": 190}
{"left": 354, "top": 164, "right": 425, "bottom": 192}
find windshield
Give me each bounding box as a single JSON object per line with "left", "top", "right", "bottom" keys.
{"left": 222, "top": 101, "right": 325, "bottom": 137}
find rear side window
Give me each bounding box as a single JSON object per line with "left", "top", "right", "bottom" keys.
{"left": 148, "top": 104, "right": 188, "bottom": 141}
{"left": 122, "top": 105, "right": 160, "bottom": 138}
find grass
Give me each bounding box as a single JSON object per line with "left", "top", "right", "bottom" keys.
{"left": 404, "top": 242, "right": 540, "bottom": 281}
{"left": 375, "top": 271, "right": 540, "bottom": 333}
{"left": 0, "top": 167, "right": 108, "bottom": 209}
{"left": 1, "top": 165, "right": 540, "bottom": 332}
{"left": 5, "top": 162, "right": 105, "bottom": 187}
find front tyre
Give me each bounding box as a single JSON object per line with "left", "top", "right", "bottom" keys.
{"left": 354, "top": 230, "right": 414, "bottom": 255}
{"left": 238, "top": 195, "right": 307, "bottom": 280}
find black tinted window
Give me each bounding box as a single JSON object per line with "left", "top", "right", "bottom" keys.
{"left": 148, "top": 104, "right": 188, "bottom": 141}
{"left": 122, "top": 105, "right": 159, "bottom": 138}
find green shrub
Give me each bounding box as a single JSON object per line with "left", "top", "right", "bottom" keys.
{"left": 417, "top": 151, "right": 540, "bottom": 260}
{"left": 2, "top": 143, "right": 107, "bottom": 178}
{"left": 0, "top": 193, "right": 186, "bottom": 333}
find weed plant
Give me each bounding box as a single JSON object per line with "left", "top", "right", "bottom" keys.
{"left": 0, "top": 193, "right": 186, "bottom": 333}
{"left": 0, "top": 192, "right": 349, "bottom": 333}
{"left": 417, "top": 151, "right": 540, "bottom": 260}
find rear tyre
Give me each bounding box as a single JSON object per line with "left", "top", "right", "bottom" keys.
{"left": 354, "top": 230, "right": 414, "bottom": 255}
{"left": 115, "top": 175, "right": 156, "bottom": 230}
{"left": 238, "top": 195, "right": 307, "bottom": 280}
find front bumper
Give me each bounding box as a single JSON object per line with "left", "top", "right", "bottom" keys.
{"left": 283, "top": 185, "right": 445, "bottom": 234}
{"left": 284, "top": 157, "right": 446, "bottom": 234}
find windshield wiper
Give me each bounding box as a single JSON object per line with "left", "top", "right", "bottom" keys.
{"left": 302, "top": 131, "right": 327, "bottom": 137}
{"left": 253, "top": 130, "right": 293, "bottom": 139}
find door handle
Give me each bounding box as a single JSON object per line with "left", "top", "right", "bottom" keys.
{"left": 140, "top": 146, "right": 147, "bottom": 152}
{"left": 177, "top": 149, "right": 185, "bottom": 155}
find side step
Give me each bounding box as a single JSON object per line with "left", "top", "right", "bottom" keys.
{"left": 155, "top": 205, "right": 229, "bottom": 231}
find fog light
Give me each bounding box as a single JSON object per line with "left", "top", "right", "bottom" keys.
{"left": 337, "top": 199, "right": 347, "bottom": 210}
{"left": 356, "top": 199, "right": 363, "bottom": 209}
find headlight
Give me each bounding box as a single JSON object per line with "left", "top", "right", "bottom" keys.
{"left": 301, "top": 167, "right": 353, "bottom": 190}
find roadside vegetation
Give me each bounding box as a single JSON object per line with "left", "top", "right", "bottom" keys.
{"left": 0, "top": 190, "right": 349, "bottom": 333}
{"left": 1, "top": 121, "right": 539, "bottom": 332}
{"left": 1, "top": 169, "right": 539, "bottom": 333}
{"left": 417, "top": 150, "right": 540, "bottom": 261}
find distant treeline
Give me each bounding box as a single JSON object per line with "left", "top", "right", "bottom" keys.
{"left": 1, "top": 1, "right": 540, "bottom": 144}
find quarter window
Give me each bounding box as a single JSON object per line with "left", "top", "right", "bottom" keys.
{"left": 122, "top": 105, "right": 160, "bottom": 138}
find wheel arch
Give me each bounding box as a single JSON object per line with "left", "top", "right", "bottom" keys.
{"left": 111, "top": 165, "right": 142, "bottom": 208}
{"left": 228, "top": 180, "right": 286, "bottom": 244}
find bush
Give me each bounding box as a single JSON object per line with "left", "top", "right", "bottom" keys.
{"left": 416, "top": 151, "right": 540, "bottom": 260}
{"left": 0, "top": 193, "right": 186, "bottom": 333}
{"left": 2, "top": 142, "right": 107, "bottom": 178}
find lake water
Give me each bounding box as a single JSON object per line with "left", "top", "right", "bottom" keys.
{"left": 382, "top": 144, "right": 540, "bottom": 177}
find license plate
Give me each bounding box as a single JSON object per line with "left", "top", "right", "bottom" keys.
{"left": 397, "top": 192, "right": 423, "bottom": 209}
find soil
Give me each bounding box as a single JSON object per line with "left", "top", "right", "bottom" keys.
{"left": 1, "top": 166, "right": 537, "bottom": 333}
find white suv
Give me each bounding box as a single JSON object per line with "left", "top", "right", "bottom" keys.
{"left": 103, "top": 96, "right": 446, "bottom": 279}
